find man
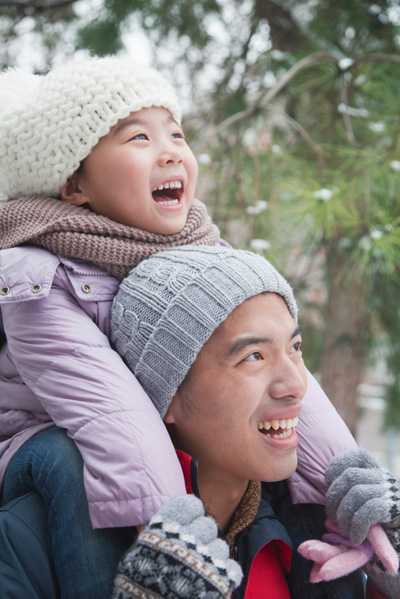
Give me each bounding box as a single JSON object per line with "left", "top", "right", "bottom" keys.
{"left": 0, "top": 246, "right": 393, "bottom": 598}
{"left": 110, "top": 245, "right": 369, "bottom": 598}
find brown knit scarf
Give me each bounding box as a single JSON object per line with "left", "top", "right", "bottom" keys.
{"left": 0, "top": 196, "right": 220, "bottom": 279}
{"left": 224, "top": 481, "right": 262, "bottom": 554}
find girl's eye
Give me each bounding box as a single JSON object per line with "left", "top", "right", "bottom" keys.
{"left": 172, "top": 131, "right": 185, "bottom": 139}
{"left": 129, "top": 133, "right": 149, "bottom": 141}
{"left": 243, "top": 351, "right": 263, "bottom": 362}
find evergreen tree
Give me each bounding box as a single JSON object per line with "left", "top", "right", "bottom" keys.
{"left": 197, "top": 0, "right": 400, "bottom": 433}
{"left": 2, "top": 0, "right": 400, "bottom": 432}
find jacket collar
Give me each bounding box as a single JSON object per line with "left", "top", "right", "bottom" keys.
{"left": 185, "top": 452, "right": 292, "bottom": 578}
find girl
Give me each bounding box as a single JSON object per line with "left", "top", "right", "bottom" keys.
{"left": 0, "top": 55, "right": 357, "bottom": 597}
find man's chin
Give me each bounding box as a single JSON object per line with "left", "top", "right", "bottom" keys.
{"left": 260, "top": 453, "right": 298, "bottom": 483}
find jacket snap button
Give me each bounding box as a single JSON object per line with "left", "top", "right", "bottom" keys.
{"left": 81, "top": 283, "right": 91, "bottom": 294}
{"left": 0, "top": 286, "right": 10, "bottom": 296}
{"left": 31, "top": 284, "right": 42, "bottom": 294}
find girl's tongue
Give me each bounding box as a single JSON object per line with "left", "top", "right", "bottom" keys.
{"left": 152, "top": 187, "right": 182, "bottom": 205}
{"left": 152, "top": 181, "right": 184, "bottom": 206}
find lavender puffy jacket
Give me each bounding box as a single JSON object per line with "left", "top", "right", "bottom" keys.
{"left": 0, "top": 246, "right": 357, "bottom": 528}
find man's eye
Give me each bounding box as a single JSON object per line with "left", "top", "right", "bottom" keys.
{"left": 243, "top": 351, "right": 263, "bottom": 362}
{"left": 129, "top": 133, "right": 148, "bottom": 141}
{"left": 293, "top": 341, "right": 302, "bottom": 352}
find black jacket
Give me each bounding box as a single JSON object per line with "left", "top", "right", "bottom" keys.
{"left": 234, "top": 480, "right": 366, "bottom": 598}
{"left": 188, "top": 454, "right": 365, "bottom": 599}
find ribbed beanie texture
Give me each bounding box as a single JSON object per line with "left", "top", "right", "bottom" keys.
{"left": 111, "top": 246, "right": 298, "bottom": 417}
{"left": 0, "top": 55, "right": 181, "bottom": 201}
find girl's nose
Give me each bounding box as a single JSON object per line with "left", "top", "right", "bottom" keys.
{"left": 158, "top": 150, "right": 183, "bottom": 166}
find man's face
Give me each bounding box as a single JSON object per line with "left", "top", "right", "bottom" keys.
{"left": 165, "top": 293, "right": 307, "bottom": 484}
{"left": 74, "top": 107, "right": 198, "bottom": 234}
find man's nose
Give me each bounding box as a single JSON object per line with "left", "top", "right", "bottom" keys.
{"left": 269, "top": 358, "right": 306, "bottom": 402}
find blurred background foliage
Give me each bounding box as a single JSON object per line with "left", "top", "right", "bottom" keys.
{"left": 2, "top": 0, "right": 400, "bottom": 435}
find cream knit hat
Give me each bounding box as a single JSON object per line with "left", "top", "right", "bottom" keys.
{"left": 0, "top": 55, "right": 181, "bottom": 202}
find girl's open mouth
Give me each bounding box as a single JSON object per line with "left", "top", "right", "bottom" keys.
{"left": 152, "top": 180, "right": 184, "bottom": 207}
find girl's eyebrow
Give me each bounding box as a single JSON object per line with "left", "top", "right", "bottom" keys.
{"left": 112, "top": 114, "right": 177, "bottom": 136}
{"left": 112, "top": 117, "right": 146, "bottom": 136}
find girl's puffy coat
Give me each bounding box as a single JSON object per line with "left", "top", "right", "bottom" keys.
{"left": 0, "top": 246, "right": 357, "bottom": 528}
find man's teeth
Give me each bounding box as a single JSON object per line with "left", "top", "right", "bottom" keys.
{"left": 257, "top": 417, "right": 299, "bottom": 433}
{"left": 152, "top": 181, "right": 183, "bottom": 191}
{"left": 268, "top": 429, "right": 293, "bottom": 440}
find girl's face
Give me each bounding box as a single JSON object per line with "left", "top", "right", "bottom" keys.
{"left": 63, "top": 107, "right": 198, "bottom": 234}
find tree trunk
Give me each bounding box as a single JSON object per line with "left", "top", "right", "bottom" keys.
{"left": 319, "top": 249, "right": 371, "bottom": 437}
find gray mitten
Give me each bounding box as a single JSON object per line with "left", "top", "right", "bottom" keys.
{"left": 112, "top": 495, "right": 243, "bottom": 599}
{"left": 326, "top": 448, "right": 400, "bottom": 546}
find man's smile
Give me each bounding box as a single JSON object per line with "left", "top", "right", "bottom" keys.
{"left": 257, "top": 415, "right": 299, "bottom": 446}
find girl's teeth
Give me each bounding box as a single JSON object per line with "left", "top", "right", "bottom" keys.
{"left": 156, "top": 199, "right": 179, "bottom": 206}
{"left": 153, "top": 181, "right": 182, "bottom": 191}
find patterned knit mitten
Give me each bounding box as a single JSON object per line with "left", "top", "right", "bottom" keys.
{"left": 112, "top": 495, "right": 243, "bottom": 599}
{"left": 326, "top": 448, "right": 400, "bottom": 545}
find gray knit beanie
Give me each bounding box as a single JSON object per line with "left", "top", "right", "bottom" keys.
{"left": 0, "top": 55, "right": 181, "bottom": 202}
{"left": 111, "top": 246, "right": 297, "bottom": 417}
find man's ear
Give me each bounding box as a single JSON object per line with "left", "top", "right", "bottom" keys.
{"left": 59, "top": 172, "right": 91, "bottom": 206}
{"left": 164, "top": 396, "right": 178, "bottom": 424}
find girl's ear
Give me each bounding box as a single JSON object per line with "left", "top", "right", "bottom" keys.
{"left": 59, "top": 172, "right": 91, "bottom": 206}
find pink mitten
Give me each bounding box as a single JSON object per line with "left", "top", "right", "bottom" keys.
{"left": 298, "top": 522, "right": 398, "bottom": 583}
{"left": 299, "top": 537, "right": 372, "bottom": 582}
{"left": 368, "top": 523, "right": 399, "bottom": 574}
